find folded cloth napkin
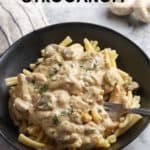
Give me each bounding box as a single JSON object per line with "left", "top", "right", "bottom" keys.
{"left": 0, "top": 0, "right": 48, "bottom": 54}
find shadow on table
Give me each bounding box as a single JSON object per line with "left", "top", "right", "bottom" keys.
{"left": 106, "top": 10, "right": 148, "bottom": 29}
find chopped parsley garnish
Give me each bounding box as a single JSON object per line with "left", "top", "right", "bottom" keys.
{"left": 52, "top": 109, "right": 72, "bottom": 126}
{"left": 80, "top": 64, "right": 84, "bottom": 68}
{"left": 31, "top": 79, "right": 35, "bottom": 85}
{"left": 47, "top": 64, "right": 61, "bottom": 79}
{"left": 60, "top": 111, "right": 68, "bottom": 117}
{"left": 67, "top": 107, "right": 73, "bottom": 114}
{"left": 36, "top": 95, "right": 53, "bottom": 110}
{"left": 58, "top": 63, "right": 62, "bottom": 67}
{"left": 84, "top": 129, "right": 95, "bottom": 134}
{"left": 93, "top": 63, "right": 97, "bottom": 68}
{"left": 70, "top": 63, "right": 74, "bottom": 68}
{"left": 47, "top": 69, "right": 58, "bottom": 78}
{"left": 80, "top": 62, "right": 84, "bottom": 68}
{"left": 39, "top": 84, "right": 48, "bottom": 95}
{"left": 52, "top": 115, "right": 60, "bottom": 126}
{"left": 37, "top": 101, "right": 48, "bottom": 110}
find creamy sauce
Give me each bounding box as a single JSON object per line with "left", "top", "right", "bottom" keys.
{"left": 9, "top": 44, "right": 139, "bottom": 150}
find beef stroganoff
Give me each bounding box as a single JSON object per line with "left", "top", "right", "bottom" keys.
{"left": 6, "top": 36, "right": 142, "bottom": 150}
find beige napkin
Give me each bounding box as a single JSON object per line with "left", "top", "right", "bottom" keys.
{"left": 0, "top": 0, "right": 48, "bottom": 54}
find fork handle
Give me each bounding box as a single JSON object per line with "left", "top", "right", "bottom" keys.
{"left": 128, "top": 108, "right": 150, "bottom": 116}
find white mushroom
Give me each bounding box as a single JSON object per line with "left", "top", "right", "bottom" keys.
{"left": 134, "top": 0, "right": 150, "bottom": 23}
{"left": 63, "top": 43, "right": 84, "bottom": 60}
{"left": 109, "top": 0, "right": 135, "bottom": 16}
{"left": 109, "top": 0, "right": 150, "bottom": 23}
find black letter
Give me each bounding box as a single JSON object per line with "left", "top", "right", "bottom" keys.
{"left": 77, "top": 0, "right": 88, "bottom": 2}
{"left": 89, "top": 0, "right": 99, "bottom": 2}
{"left": 52, "top": 0, "right": 61, "bottom": 2}
{"left": 42, "top": 0, "right": 50, "bottom": 2}
{"left": 66, "top": 0, "right": 74, "bottom": 2}
{"left": 113, "top": 0, "right": 124, "bottom": 2}
{"left": 22, "top": 0, "right": 31, "bottom": 2}
{"left": 101, "top": 0, "right": 109, "bottom": 2}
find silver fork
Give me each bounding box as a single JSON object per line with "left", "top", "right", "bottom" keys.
{"left": 104, "top": 102, "right": 150, "bottom": 119}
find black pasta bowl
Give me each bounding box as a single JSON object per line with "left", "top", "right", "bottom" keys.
{"left": 0, "top": 22, "right": 149, "bottom": 150}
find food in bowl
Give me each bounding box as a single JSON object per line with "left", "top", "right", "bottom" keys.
{"left": 6, "top": 36, "right": 142, "bottom": 150}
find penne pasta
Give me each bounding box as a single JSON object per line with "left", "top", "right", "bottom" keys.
{"left": 41, "top": 49, "right": 46, "bottom": 57}
{"left": 118, "top": 69, "right": 131, "bottom": 82}
{"left": 18, "top": 134, "right": 46, "bottom": 149}
{"left": 91, "top": 108, "right": 102, "bottom": 123}
{"left": 107, "top": 135, "right": 117, "bottom": 144}
{"left": 95, "top": 135, "right": 110, "bottom": 148}
{"left": 59, "top": 36, "right": 73, "bottom": 47}
{"left": 116, "top": 114, "right": 142, "bottom": 136}
{"left": 91, "top": 40, "right": 98, "bottom": 47}
{"left": 82, "top": 112, "right": 92, "bottom": 123}
{"left": 102, "top": 49, "right": 111, "bottom": 68}
{"left": 91, "top": 40, "right": 101, "bottom": 51}
{"left": 29, "top": 63, "right": 36, "bottom": 70}
{"left": 37, "top": 58, "right": 44, "bottom": 63}
{"left": 23, "top": 69, "right": 31, "bottom": 75}
{"left": 5, "top": 76, "right": 18, "bottom": 86}
{"left": 132, "top": 96, "right": 141, "bottom": 108}
{"left": 102, "top": 49, "right": 118, "bottom": 68}
{"left": 109, "top": 50, "right": 118, "bottom": 68}
{"left": 96, "top": 46, "right": 100, "bottom": 51}
{"left": 84, "top": 38, "right": 95, "bottom": 52}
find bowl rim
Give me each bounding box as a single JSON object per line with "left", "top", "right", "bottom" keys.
{"left": 0, "top": 22, "right": 149, "bottom": 150}
{"left": 0, "top": 22, "right": 149, "bottom": 64}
